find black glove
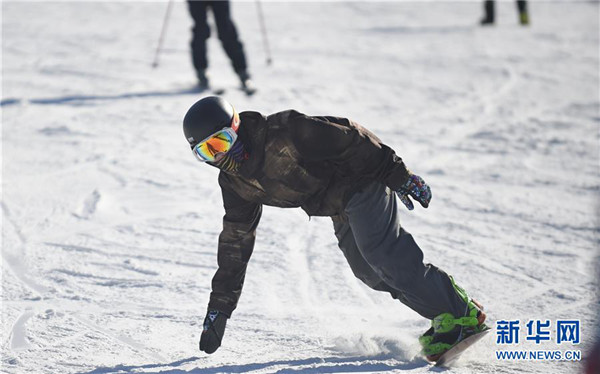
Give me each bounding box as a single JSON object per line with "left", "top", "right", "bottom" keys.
{"left": 396, "top": 172, "right": 432, "bottom": 210}
{"left": 199, "top": 310, "right": 228, "bottom": 354}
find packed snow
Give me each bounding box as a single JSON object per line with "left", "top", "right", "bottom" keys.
{"left": 2, "top": 1, "right": 599, "bottom": 373}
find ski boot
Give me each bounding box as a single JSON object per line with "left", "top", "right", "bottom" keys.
{"left": 419, "top": 278, "right": 488, "bottom": 362}
{"left": 480, "top": 16, "right": 494, "bottom": 26}
{"left": 519, "top": 11, "right": 530, "bottom": 26}
{"left": 480, "top": 0, "right": 494, "bottom": 26}
{"left": 197, "top": 70, "right": 209, "bottom": 91}
{"left": 517, "top": 0, "right": 529, "bottom": 26}
{"left": 237, "top": 71, "right": 257, "bottom": 96}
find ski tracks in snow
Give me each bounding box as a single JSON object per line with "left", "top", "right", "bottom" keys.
{"left": 2, "top": 202, "right": 169, "bottom": 370}
{"left": 9, "top": 311, "right": 34, "bottom": 351}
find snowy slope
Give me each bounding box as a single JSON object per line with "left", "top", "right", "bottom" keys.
{"left": 2, "top": 1, "right": 599, "bottom": 373}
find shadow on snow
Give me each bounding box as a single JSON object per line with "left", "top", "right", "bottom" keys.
{"left": 81, "top": 354, "right": 432, "bottom": 374}
{"left": 0, "top": 87, "right": 204, "bottom": 107}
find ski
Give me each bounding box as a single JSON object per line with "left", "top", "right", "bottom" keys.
{"left": 212, "top": 87, "right": 226, "bottom": 95}
{"left": 240, "top": 80, "right": 257, "bottom": 96}
{"left": 191, "top": 81, "right": 256, "bottom": 97}
{"left": 240, "top": 86, "right": 256, "bottom": 96}
{"left": 196, "top": 85, "right": 226, "bottom": 95}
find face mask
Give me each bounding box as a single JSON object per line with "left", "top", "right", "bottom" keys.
{"left": 209, "top": 138, "right": 248, "bottom": 174}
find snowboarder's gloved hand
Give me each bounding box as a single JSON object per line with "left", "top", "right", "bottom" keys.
{"left": 396, "top": 172, "right": 432, "bottom": 210}
{"left": 199, "top": 309, "right": 228, "bottom": 354}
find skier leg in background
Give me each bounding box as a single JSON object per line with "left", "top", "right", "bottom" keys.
{"left": 480, "top": 0, "right": 495, "bottom": 25}
{"left": 334, "top": 182, "right": 487, "bottom": 361}
{"left": 516, "top": 0, "right": 529, "bottom": 25}
{"left": 187, "top": 0, "right": 254, "bottom": 92}
{"left": 187, "top": 0, "right": 210, "bottom": 89}
{"left": 210, "top": 1, "right": 254, "bottom": 91}
{"left": 480, "top": 0, "right": 529, "bottom": 26}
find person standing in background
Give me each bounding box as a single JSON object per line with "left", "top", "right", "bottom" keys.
{"left": 480, "top": 0, "right": 529, "bottom": 26}
{"left": 187, "top": 1, "right": 255, "bottom": 93}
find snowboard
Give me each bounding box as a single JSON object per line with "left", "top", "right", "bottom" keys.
{"left": 433, "top": 328, "right": 491, "bottom": 367}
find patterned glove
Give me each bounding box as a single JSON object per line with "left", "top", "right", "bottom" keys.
{"left": 199, "top": 310, "right": 228, "bottom": 354}
{"left": 396, "top": 173, "right": 432, "bottom": 210}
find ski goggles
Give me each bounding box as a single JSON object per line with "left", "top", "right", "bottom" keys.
{"left": 192, "top": 112, "right": 240, "bottom": 162}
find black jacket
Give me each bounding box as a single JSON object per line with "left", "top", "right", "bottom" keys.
{"left": 208, "top": 110, "right": 410, "bottom": 315}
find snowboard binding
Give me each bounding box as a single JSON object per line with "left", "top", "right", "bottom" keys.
{"left": 419, "top": 277, "right": 489, "bottom": 363}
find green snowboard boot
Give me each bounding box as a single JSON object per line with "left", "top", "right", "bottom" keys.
{"left": 419, "top": 277, "right": 488, "bottom": 362}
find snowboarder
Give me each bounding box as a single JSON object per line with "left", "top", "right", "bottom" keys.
{"left": 187, "top": 1, "right": 254, "bottom": 93}
{"left": 183, "top": 96, "right": 488, "bottom": 361}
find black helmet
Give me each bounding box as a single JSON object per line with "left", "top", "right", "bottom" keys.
{"left": 183, "top": 96, "right": 237, "bottom": 147}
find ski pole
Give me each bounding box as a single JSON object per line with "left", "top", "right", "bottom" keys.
{"left": 152, "top": 0, "right": 174, "bottom": 68}
{"left": 255, "top": 0, "right": 272, "bottom": 65}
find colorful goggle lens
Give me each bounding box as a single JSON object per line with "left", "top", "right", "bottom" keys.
{"left": 193, "top": 127, "right": 238, "bottom": 162}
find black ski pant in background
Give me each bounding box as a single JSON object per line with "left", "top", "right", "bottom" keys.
{"left": 483, "top": 0, "right": 528, "bottom": 22}
{"left": 187, "top": 0, "right": 248, "bottom": 77}
{"left": 332, "top": 182, "right": 468, "bottom": 320}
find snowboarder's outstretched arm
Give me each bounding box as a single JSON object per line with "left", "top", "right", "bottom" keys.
{"left": 208, "top": 173, "right": 262, "bottom": 317}
{"left": 200, "top": 172, "right": 262, "bottom": 354}
{"left": 201, "top": 174, "right": 262, "bottom": 354}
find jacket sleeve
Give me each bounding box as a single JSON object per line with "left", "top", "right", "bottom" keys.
{"left": 208, "top": 173, "right": 262, "bottom": 316}
{"left": 289, "top": 110, "right": 410, "bottom": 191}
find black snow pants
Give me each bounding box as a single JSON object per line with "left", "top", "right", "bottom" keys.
{"left": 187, "top": 0, "right": 248, "bottom": 77}
{"left": 483, "top": 0, "right": 528, "bottom": 22}
{"left": 332, "top": 182, "right": 469, "bottom": 320}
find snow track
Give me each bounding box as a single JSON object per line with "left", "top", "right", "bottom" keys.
{"left": 9, "top": 311, "right": 34, "bottom": 350}
{"left": 2, "top": 2, "right": 599, "bottom": 373}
